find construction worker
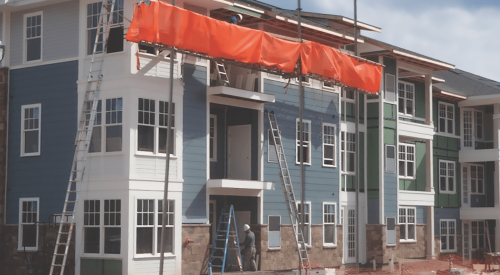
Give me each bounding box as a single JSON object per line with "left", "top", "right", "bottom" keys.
{"left": 228, "top": 14, "right": 243, "bottom": 25}
{"left": 237, "top": 224, "right": 256, "bottom": 271}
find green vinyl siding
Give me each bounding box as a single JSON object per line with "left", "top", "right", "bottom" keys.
{"left": 384, "top": 129, "right": 396, "bottom": 145}
{"left": 433, "top": 134, "right": 461, "bottom": 207}
{"left": 384, "top": 103, "right": 397, "bottom": 120}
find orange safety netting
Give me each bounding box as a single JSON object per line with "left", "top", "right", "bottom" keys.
{"left": 125, "top": 2, "right": 383, "bottom": 94}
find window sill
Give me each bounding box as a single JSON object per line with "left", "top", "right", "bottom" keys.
{"left": 386, "top": 243, "right": 396, "bottom": 247}
{"left": 17, "top": 247, "right": 38, "bottom": 252}
{"left": 267, "top": 247, "right": 281, "bottom": 251}
{"left": 399, "top": 176, "right": 416, "bottom": 180}
{"left": 399, "top": 240, "right": 417, "bottom": 244}
{"left": 20, "top": 153, "right": 41, "bottom": 157}
{"left": 295, "top": 162, "right": 312, "bottom": 166}
{"left": 322, "top": 164, "right": 337, "bottom": 168}
{"left": 323, "top": 244, "right": 337, "bottom": 248}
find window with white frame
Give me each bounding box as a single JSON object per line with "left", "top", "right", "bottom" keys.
{"left": 210, "top": 115, "right": 217, "bottom": 161}
{"left": 83, "top": 199, "right": 122, "bottom": 254}
{"left": 104, "top": 199, "right": 121, "bottom": 254}
{"left": 24, "top": 12, "right": 42, "bottom": 62}
{"left": 470, "top": 164, "right": 484, "bottom": 194}
{"left": 297, "top": 202, "right": 311, "bottom": 246}
{"left": 341, "top": 132, "right": 355, "bottom": 174}
{"left": 323, "top": 203, "right": 336, "bottom": 246}
{"left": 159, "top": 101, "right": 175, "bottom": 155}
{"left": 88, "top": 98, "right": 123, "bottom": 152}
{"left": 399, "top": 207, "right": 416, "bottom": 241}
{"left": 398, "top": 81, "right": 414, "bottom": 116}
{"left": 268, "top": 215, "right": 281, "bottom": 249}
{"left": 438, "top": 102, "right": 455, "bottom": 135}
{"left": 385, "top": 73, "right": 396, "bottom": 102}
{"left": 86, "top": 0, "right": 124, "bottom": 55}
{"left": 136, "top": 199, "right": 174, "bottom": 255}
{"left": 296, "top": 119, "right": 311, "bottom": 164}
{"left": 385, "top": 145, "right": 396, "bottom": 174}
{"left": 83, "top": 200, "right": 100, "bottom": 253}
{"left": 398, "top": 144, "right": 415, "bottom": 178}
{"left": 322, "top": 124, "right": 336, "bottom": 167}
{"left": 439, "top": 160, "right": 456, "bottom": 194}
{"left": 440, "top": 219, "right": 456, "bottom": 252}
{"left": 18, "top": 198, "right": 39, "bottom": 250}
{"left": 21, "top": 104, "right": 41, "bottom": 156}
{"left": 471, "top": 221, "right": 485, "bottom": 249}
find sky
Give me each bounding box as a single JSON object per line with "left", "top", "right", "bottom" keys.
{"left": 259, "top": 0, "right": 500, "bottom": 82}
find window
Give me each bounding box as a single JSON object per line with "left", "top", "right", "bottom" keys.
{"left": 323, "top": 203, "right": 336, "bottom": 246}
{"left": 398, "top": 144, "right": 415, "bottom": 178}
{"left": 440, "top": 219, "right": 456, "bottom": 252}
{"left": 399, "top": 207, "right": 416, "bottom": 241}
{"left": 462, "top": 109, "right": 484, "bottom": 148}
{"left": 268, "top": 216, "right": 281, "bottom": 249}
{"left": 385, "top": 145, "right": 396, "bottom": 173}
{"left": 398, "top": 81, "right": 414, "bottom": 116}
{"left": 21, "top": 104, "right": 41, "bottom": 156}
{"left": 105, "top": 98, "right": 123, "bottom": 152}
{"left": 87, "top": 0, "right": 124, "bottom": 55}
{"left": 297, "top": 202, "right": 311, "bottom": 246}
{"left": 384, "top": 73, "right": 396, "bottom": 102}
{"left": 470, "top": 164, "right": 484, "bottom": 194}
{"left": 210, "top": 115, "right": 217, "bottom": 161}
{"left": 83, "top": 199, "right": 122, "bottom": 254}
{"left": 18, "top": 198, "right": 39, "bottom": 250}
{"left": 88, "top": 100, "right": 102, "bottom": 153}
{"left": 341, "top": 132, "right": 355, "bottom": 174}
{"left": 24, "top": 12, "right": 42, "bottom": 62}
{"left": 296, "top": 119, "right": 311, "bottom": 164}
{"left": 341, "top": 89, "right": 355, "bottom": 121}
{"left": 439, "top": 160, "right": 456, "bottom": 194}
{"left": 471, "top": 221, "right": 485, "bottom": 249}
{"left": 322, "top": 124, "right": 336, "bottom": 167}
{"left": 438, "top": 102, "right": 455, "bottom": 135}
{"left": 137, "top": 98, "right": 175, "bottom": 155}
{"left": 136, "top": 199, "right": 174, "bottom": 255}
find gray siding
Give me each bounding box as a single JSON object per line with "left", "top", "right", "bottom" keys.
{"left": 263, "top": 80, "right": 340, "bottom": 224}
{"left": 416, "top": 206, "right": 427, "bottom": 224}
{"left": 10, "top": 0, "right": 79, "bottom": 66}
{"left": 6, "top": 61, "right": 78, "bottom": 224}
{"left": 182, "top": 64, "right": 207, "bottom": 223}
{"left": 434, "top": 207, "right": 461, "bottom": 235}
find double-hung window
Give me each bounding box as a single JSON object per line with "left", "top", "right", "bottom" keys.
{"left": 87, "top": 0, "right": 124, "bottom": 55}
{"left": 297, "top": 202, "right": 311, "bottom": 246}
{"left": 24, "top": 12, "right": 42, "bottom": 62}
{"left": 439, "top": 160, "right": 456, "bottom": 194}
{"left": 323, "top": 203, "right": 336, "bottom": 246}
{"left": 438, "top": 102, "right": 455, "bottom": 135}
{"left": 440, "top": 219, "right": 456, "bottom": 252}
{"left": 83, "top": 199, "right": 122, "bottom": 254}
{"left": 136, "top": 199, "right": 174, "bottom": 255}
{"left": 322, "top": 123, "right": 336, "bottom": 167}
{"left": 296, "top": 119, "right": 311, "bottom": 164}
{"left": 89, "top": 98, "right": 123, "bottom": 153}
{"left": 18, "top": 198, "right": 39, "bottom": 250}
{"left": 21, "top": 104, "right": 41, "bottom": 156}
{"left": 398, "top": 144, "right": 415, "bottom": 178}
{"left": 83, "top": 200, "right": 101, "bottom": 253}
{"left": 398, "top": 81, "right": 414, "bottom": 116}
{"left": 341, "top": 132, "right": 355, "bottom": 173}
{"left": 137, "top": 98, "right": 175, "bottom": 155}
{"left": 399, "top": 207, "right": 416, "bottom": 241}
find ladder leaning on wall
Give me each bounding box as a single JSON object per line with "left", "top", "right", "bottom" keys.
{"left": 49, "top": 1, "right": 117, "bottom": 274}
{"left": 267, "top": 111, "right": 310, "bottom": 270}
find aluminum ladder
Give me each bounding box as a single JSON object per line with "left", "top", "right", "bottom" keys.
{"left": 49, "top": 1, "right": 117, "bottom": 274}
{"left": 215, "top": 62, "right": 230, "bottom": 86}
{"left": 209, "top": 205, "right": 243, "bottom": 273}
{"left": 267, "top": 110, "right": 310, "bottom": 270}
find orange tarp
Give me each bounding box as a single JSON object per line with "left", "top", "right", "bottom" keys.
{"left": 126, "top": 2, "right": 382, "bottom": 93}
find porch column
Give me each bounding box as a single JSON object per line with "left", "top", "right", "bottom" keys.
{"left": 425, "top": 139, "right": 434, "bottom": 192}
{"left": 426, "top": 206, "right": 435, "bottom": 259}
{"left": 425, "top": 74, "right": 433, "bottom": 125}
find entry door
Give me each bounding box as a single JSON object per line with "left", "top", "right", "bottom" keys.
{"left": 343, "top": 206, "right": 356, "bottom": 263}
{"left": 227, "top": 125, "right": 251, "bottom": 180}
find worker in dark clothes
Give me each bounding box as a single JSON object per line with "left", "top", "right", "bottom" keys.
{"left": 236, "top": 224, "right": 256, "bottom": 271}
{"left": 228, "top": 14, "right": 243, "bottom": 25}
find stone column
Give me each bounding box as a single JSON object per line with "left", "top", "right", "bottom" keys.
{"left": 425, "top": 74, "right": 433, "bottom": 126}
{"left": 426, "top": 206, "right": 435, "bottom": 259}
{"left": 426, "top": 139, "right": 434, "bottom": 192}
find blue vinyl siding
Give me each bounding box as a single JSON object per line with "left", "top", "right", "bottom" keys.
{"left": 263, "top": 80, "right": 340, "bottom": 224}
{"left": 434, "top": 207, "right": 461, "bottom": 235}
{"left": 6, "top": 61, "right": 78, "bottom": 224}
{"left": 182, "top": 64, "right": 207, "bottom": 223}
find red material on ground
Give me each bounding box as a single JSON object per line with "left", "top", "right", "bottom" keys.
{"left": 125, "top": 2, "right": 383, "bottom": 94}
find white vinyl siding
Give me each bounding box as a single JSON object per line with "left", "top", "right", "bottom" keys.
{"left": 323, "top": 203, "right": 336, "bottom": 246}
{"left": 438, "top": 102, "right": 455, "bottom": 135}
{"left": 440, "top": 219, "right": 456, "bottom": 252}
{"left": 322, "top": 124, "right": 336, "bottom": 167}
{"left": 398, "top": 81, "right": 414, "bottom": 116}
{"left": 268, "top": 216, "right": 281, "bottom": 249}
{"left": 18, "top": 198, "right": 39, "bottom": 251}
{"left": 296, "top": 119, "right": 311, "bottom": 164}
{"left": 439, "top": 160, "right": 456, "bottom": 194}
{"left": 24, "top": 12, "right": 43, "bottom": 62}
{"left": 21, "top": 104, "right": 41, "bottom": 156}
{"left": 399, "top": 207, "right": 416, "bottom": 242}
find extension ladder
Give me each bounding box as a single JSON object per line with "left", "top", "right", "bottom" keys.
{"left": 49, "top": 1, "right": 117, "bottom": 274}
{"left": 267, "top": 111, "right": 310, "bottom": 270}
{"left": 215, "top": 62, "right": 230, "bottom": 86}
{"left": 210, "top": 205, "right": 243, "bottom": 274}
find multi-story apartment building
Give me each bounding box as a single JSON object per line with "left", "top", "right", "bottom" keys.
{"left": 0, "top": 0, "right": 499, "bottom": 274}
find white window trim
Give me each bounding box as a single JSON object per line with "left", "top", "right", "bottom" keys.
{"left": 322, "top": 202, "right": 337, "bottom": 247}
{"left": 438, "top": 102, "right": 455, "bottom": 135}
{"left": 86, "top": 0, "right": 124, "bottom": 56}
{"left": 440, "top": 219, "right": 457, "bottom": 253}
{"left": 23, "top": 11, "right": 43, "bottom": 64}
{"left": 341, "top": 131, "right": 356, "bottom": 175}
{"left": 322, "top": 123, "right": 336, "bottom": 168}
{"left": 18, "top": 198, "right": 39, "bottom": 251}
{"left": 295, "top": 119, "right": 311, "bottom": 165}
{"left": 398, "top": 81, "right": 415, "bottom": 117}
{"left": 399, "top": 207, "right": 417, "bottom": 243}
{"left": 398, "top": 143, "right": 416, "bottom": 179}
{"left": 267, "top": 215, "right": 281, "bottom": 250}
{"left": 210, "top": 114, "right": 217, "bottom": 162}
{"left": 385, "top": 144, "right": 396, "bottom": 173}
{"left": 439, "top": 160, "right": 456, "bottom": 194}
{"left": 21, "top": 103, "right": 41, "bottom": 157}
{"left": 466, "top": 163, "right": 485, "bottom": 195}
{"left": 297, "top": 201, "right": 311, "bottom": 247}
